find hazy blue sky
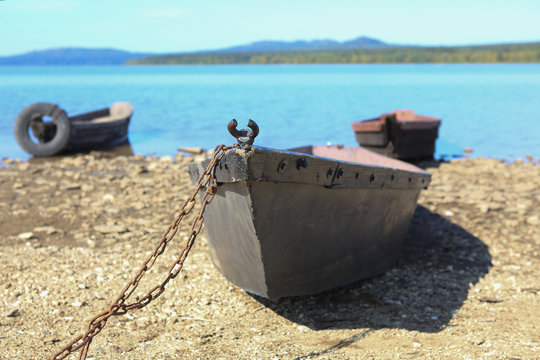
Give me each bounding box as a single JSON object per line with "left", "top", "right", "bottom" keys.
{"left": 1, "top": 0, "right": 539, "bottom": 56}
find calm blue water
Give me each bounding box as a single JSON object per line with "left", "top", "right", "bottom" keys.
{"left": 0, "top": 64, "right": 539, "bottom": 160}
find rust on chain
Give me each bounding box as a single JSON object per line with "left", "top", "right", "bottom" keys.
{"left": 49, "top": 142, "right": 238, "bottom": 360}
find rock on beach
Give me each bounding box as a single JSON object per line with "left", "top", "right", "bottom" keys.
{"left": 0, "top": 152, "right": 538, "bottom": 359}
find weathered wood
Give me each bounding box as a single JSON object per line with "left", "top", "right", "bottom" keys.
{"left": 190, "top": 145, "right": 430, "bottom": 299}
{"left": 189, "top": 146, "right": 431, "bottom": 190}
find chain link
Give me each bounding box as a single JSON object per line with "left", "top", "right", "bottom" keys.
{"left": 49, "top": 143, "right": 237, "bottom": 360}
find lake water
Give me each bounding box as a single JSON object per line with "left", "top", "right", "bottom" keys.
{"left": 0, "top": 64, "right": 539, "bottom": 161}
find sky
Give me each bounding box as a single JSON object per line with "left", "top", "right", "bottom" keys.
{"left": 0, "top": 0, "right": 539, "bottom": 56}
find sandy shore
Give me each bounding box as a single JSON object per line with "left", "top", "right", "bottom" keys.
{"left": 0, "top": 151, "right": 538, "bottom": 359}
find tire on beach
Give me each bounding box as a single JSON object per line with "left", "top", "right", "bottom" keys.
{"left": 14, "top": 102, "right": 71, "bottom": 156}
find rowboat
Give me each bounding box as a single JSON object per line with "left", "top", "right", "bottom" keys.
{"left": 14, "top": 102, "right": 133, "bottom": 156}
{"left": 189, "top": 120, "right": 431, "bottom": 299}
{"left": 352, "top": 109, "right": 441, "bottom": 161}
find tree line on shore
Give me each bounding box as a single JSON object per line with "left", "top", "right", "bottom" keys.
{"left": 127, "top": 42, "right": 540, "bottom": 65}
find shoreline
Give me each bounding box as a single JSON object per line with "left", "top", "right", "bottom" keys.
{"left": 2, "top": 151, "right": 539, "bottom": 169}
{"left": 0, "top": 151, "right": 538, "bottom": 359}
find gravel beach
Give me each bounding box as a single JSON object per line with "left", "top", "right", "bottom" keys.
{"left": 0, "top": 151, "right": 538, "bottom": 359}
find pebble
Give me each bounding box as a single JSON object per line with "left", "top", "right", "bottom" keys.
{"left": 94, "top": 224, "right": 128, "bottom": 234}
{"left": 18, "top": 232, "right": 34, "bottom": 240}
{"left": 177, "top": 147, "right": 205, "bottom": 155}
{"left": 63, "top": 183, "right": 81, "bottom": 191}
{"left": 13, "top": 182, "right": 25, "bottom": 189}
{"left": 7, "top": 309, "right": 20, "bottom": 318}
{"left": 33, "top": 226, "right": 58, "bottom": 235}
{"left": 297, "top": 325, "right": 309, "bottom": 332}
{"left": 472, "top": 337, "right": 485, "bottom": 346}
{"left": 477, "top": 203, "right": 490, "bottom": 213}
{"left": 478, "top": 296, "right": 503, "bottom": 303}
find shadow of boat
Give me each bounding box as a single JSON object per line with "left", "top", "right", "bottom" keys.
{"left": 250, "top": 205, "right": 491, "bottom": 334}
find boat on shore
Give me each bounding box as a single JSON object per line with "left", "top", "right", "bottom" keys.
{"left": 352, "top": 109, "right": 441, "bottom": 161}
{"left": 189, "top": 120, "right": 431, "bottom": 299}
{"left": 14, "top": 102, "right": 133, "bottom": 156}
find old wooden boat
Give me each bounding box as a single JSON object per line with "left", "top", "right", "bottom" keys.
{"left": 352, "top": 109, "right": 441, "bottom": 161}
{"left": 189, "top": 120, "right": 431, "bottom": 299}
{"left": 14, "top": 102, "right": 133, "bottom": 156}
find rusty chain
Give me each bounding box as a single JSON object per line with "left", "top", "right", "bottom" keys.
{"left": 49, "top": 143, "right": 237, "bottom": 360}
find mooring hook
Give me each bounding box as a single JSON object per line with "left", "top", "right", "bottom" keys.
{"left": 227, "top": 119, "right": 259, "bottom": 148}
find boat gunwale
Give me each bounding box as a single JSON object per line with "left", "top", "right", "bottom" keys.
{"left": 69, "top": 103, "right": 133, "bottom": 127}
{"left": 189, "top": 145, "right": 431, "bottom": 191}
{"left": 68, "top": 107, "right": 110, "bottom": 122}
{"left": 281, "top": 145, "right": 430, "bottom": 175}
{"left": 70, "top": 114, "right": 131, "bottom": 127}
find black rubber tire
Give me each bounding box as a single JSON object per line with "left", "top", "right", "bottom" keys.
{"left": 14, "top": 102, "right": 71, "bottom": 156}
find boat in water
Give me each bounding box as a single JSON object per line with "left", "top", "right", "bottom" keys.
{"left": 14, "top": 102, "right": 133, "bottom": 156}
{"left": 351, "top": 109, "right": 441, "bottom": 161}
{"left": 189, "top": 120, "right": 431, "bottom": 299}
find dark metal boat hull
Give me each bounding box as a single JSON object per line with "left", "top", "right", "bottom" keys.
{"left": 68, "top": 103, "right": 132, "bottom": 150}
{"left": 68, "top": 116, "right": 130, "bottom": 149}
{"left": 13, "top": 102, "right": 133, "bottom": 156}
{"left": 190, "top": 146, "right": 430, "bottom": 299}
{"left": 352, "top": 110, "right": 441, "bottom": 161}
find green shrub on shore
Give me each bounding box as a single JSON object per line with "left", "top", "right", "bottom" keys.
{"left": 127, "top": 42, "right": 540, "bottom": 65}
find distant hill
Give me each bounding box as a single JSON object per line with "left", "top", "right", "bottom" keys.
{"left": 213, "top": 36, "right": 389, "bottom": 53}
{"left": 3, "top": 38, "right": 540, "bottom": 65}
{"left": 0, "top": 48, "right": 152, "bottom": 65}
{"left": 129, "top": 42, "right": 540, "bottom": 65}
{"left": 0, "top": 36, "right": 389, "bottom": 65}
